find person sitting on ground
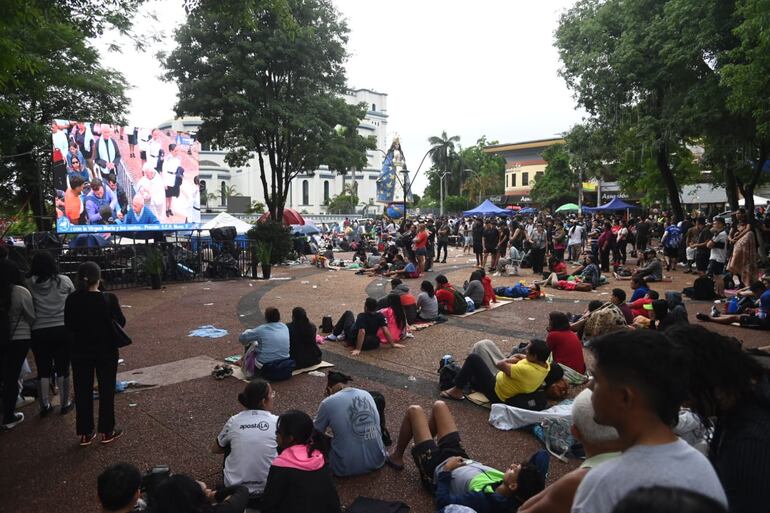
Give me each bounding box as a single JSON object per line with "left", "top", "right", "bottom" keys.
{"left": 313, "top": 371, "right": 386, "bottom": 477}
{"left": 378, "top": 293, "right": 409, "bottom": 343}
{"left": 696, "top": 278, "right": 770, "bottom": 331}
{"left": 385, "top": 401, "right": 546, "bottom": 513}
{"left": 383, "top": 254, "right": 407, "bottom": 276}
{"left": 629, "top": 276, "right": 649, "bottom": 302}
{"left": 669, "top": 324, "right": 770, "bottom": 513}
{"left": 146, "top": 474, "right": 248, "bottom": 513}
{"left": 648, "top": 299, "right": 687, "bottom": 332}
{"left": 610, "top": 289, "right": 634, "bottom": 325}
{"left": 664, "top": 291, "right": 688, "bottom": 324}
{"left": 546, "top": 312, "right": 585, "bottom": 374}
{"left": 386, "top": 255, "right": 420, "bottom": 279}
{"left": 462, "top": 270, "right": 485, "bottom": 308}
{"left": 212, "top": 380, "right": 277, "bottom": 507}
{"left": 325, "top": 298, "right": 404, "bottom": 356}
{"left": 286, "top": 307, "right": 322, "bottom": 369}
{"left": 633, "top": 249, "right": 663, "bottom": 283}
{"left": 479, "top": 269, "right": 497, "bottom": 307}
{"left": 519, "top": 389, "right": 622, "bottom": 513}
{"left": 238, "top": 307, "right": 290, "bottom": 366}
{"left": 544, "top": 255, "right": 568, "bottom": 281}
{"left": 416, "top": 280, "right": 439, "bottom": 322}
{"left": 98, "top": 463, "right": 141, "bottom": 513}
{"left": 262, "top": 410, "right": 341, "bottom": 513}
{"left": 440, "top": 339, "right": 551, "bottom": 405}
{"left": 629, "top": 289, "right": 659, "bottom": 319}
{"left": 570, "top": 330, "right": 727, "bottom": 513}
{"left": 435, "top": 275, "right": 459, "bottom": 314}
{"left": 612, "top": 486, "right": 728, "bottom": 513}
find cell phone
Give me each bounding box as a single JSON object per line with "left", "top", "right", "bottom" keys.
{"left": 462, "top": 459, "right": 474, "bottom": 465}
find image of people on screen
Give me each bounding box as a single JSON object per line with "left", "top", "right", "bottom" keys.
{"left": 64, "top": 175, "right": 86, "bottom": 225}
{"left": 125, "top": 194, "right": 160, "bottom": 225}
{"left": 85, "top": 178, "right": 122, "bottom": 224}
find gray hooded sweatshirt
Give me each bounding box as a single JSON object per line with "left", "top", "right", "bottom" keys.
{"left": 25, "top": 275, "right": 74, "bottom": 331}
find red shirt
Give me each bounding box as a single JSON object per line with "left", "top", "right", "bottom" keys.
{"left": 414, "top": 231, "right": 428, "bottom": 249}
{"left": 436, "top": 286, "right": 455, "bottom": 313}
{"left": 546, "top": 329, "right": 585, "bottom": 374}
{"left": 630, "top": 298, "right": 653, "bottom": 318}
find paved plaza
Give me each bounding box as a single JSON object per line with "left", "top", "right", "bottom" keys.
{"left": 0, "top": 245, "right": 766, "bottom": 513}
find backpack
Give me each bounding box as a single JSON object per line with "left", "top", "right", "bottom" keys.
{"left": 366, "top": 390, "right": 392, "bottom": 446}
{"left": 451, "top": 288, "right": 468, "bottom": 315}
{"left": 584, "top": 303, "right": 627, "bottom": 339}
{"left": 664, "top": 227, "right": 682, "bottom": 248}
{"left": 438, "top": 355, "right": 461, "bottom": 391}
{"left": 534, "top": 417, "right": 579, "bottom": 463}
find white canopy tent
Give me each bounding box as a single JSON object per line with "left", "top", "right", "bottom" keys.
{"left": 199, "top": 212, "right": 253, "bottom": 235}
{"left": 738, "top": 195, "right": 770, "bottom": 207}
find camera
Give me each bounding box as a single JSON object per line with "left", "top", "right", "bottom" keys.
{"left": 141, "top": 465, "right": 171, "bottom": 496}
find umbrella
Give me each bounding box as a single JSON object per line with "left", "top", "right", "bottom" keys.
{"left": 258, "top": 208, "right": 305, "bottom": 225}
{"left": 519, "top": 207, "right": 538, "bottom": 215}
{"left": 68, "top": 234, "right": 110, "bottom": 248}
{"left": 291, "top": 222, "right": 320, "bottom": 236}
{"left": 555, "top": 203, "right": 580, "bottom": 213}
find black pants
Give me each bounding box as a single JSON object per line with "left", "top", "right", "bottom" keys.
{"left": 332, "top": 310, "right": 356, "bottom": 340}
{"left": 71, "top": 349, "right": 118, "bottom": 435}
{"left": 615, "top": 241, "right": 627, "bottom": 265}
{"left": 453, "top": 353, "right": 502, "bottom": 403}
{"left": 0, "top": 340, "right": 29, "bottom": 424}
{"left": 436, "top": 241, "right": 448, "bottom": 261}
{"left": 530, "top": 248, "right": 546, "bottom": 274}
{"left": 31, "top": 326, "right": 71, "bottom": 379}
{"left": 600, "top": 249, "right": 611, "bottom": 272}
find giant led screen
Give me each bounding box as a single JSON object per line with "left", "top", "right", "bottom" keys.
{"left": 51, "top": 121, "right": 201, "bottom": 233}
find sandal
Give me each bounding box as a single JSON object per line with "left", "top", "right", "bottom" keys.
{"left": 439, "top": 390, "right": 465, "bottom": 401}
{"left": 385, "top": 454, "right": 404, "bottom": 471}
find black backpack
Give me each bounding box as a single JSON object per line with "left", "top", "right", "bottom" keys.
{"left": 367, "top": 390, "right": 392, "bottom": 446}
{"left": 438, "top": 356, "right": 461, "bottom": 391}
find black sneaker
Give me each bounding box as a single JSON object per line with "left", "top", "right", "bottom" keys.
{"left": 1, "top": 412, "right": 24, "bottom": 430}
{"left": 101, "top": 429, "right": 124, "bottom": 444}
{"left": 40, "top": 404, "right": 54, "bottom": 417}
{"left": 79, "top": 432, "right": 96, "bottom": 446}
{"left": 60, "top": 402, "right": 75, "bottom": 415}
{"left": 696, "top": 313, "right": 710, "bottom": 322}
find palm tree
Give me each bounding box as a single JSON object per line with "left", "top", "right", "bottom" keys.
{"left": 428, "top": 131, "right": 460, "bottom": 199}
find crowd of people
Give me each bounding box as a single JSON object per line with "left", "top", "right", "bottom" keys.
{"left": 52, "top": 121, "right": 201, "bottom": 227}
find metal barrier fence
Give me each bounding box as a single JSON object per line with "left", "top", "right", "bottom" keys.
{"left": 14, "top": 233, "right": 257, "bottom": 290}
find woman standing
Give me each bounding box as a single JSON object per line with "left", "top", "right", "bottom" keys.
{"left": 286, "top": 307, "right": 322, "bottom": 369}
{"left": 615, "top": 220, "right": 629, "bottom": 266}
{"left": 727, "top": 209, "right": 758, "bottom": 288}
{"left": 0, "top": 260, "right": 35, "bottom": 430}
{"left": 26, "top": 252, "right": 75, "bottom": 416}
{"left": 64, "top": 262, "right": 125, "bottom": 445}
{"left": 528, "top": 223, "right": 547, "bottom": 275}
{"left": 412, "top": 223, "right": 429, "bottom": 275}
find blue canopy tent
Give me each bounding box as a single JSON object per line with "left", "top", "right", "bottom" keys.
{"left": 582, "top": 197, "right": 640, "bottom": 213}
{"left": 463, "top": 199, "right": 511, "bottom": 217}
{"left": 518, "top": 207, "right": 538, "bottom": 215}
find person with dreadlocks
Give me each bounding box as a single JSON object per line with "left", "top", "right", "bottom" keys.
{"left": 669, "top": 324, "right": 770, "bottom": 513}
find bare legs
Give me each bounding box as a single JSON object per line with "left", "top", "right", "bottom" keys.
{"left": 388, "top": 401, "right": 458, "bottom": 467}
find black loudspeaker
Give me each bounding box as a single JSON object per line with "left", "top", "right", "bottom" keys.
{"left": 24, "top": 232, "right": 62, "bottom": 250}
{"left": 210, "top": 226, "right": 237, "bottom": 242}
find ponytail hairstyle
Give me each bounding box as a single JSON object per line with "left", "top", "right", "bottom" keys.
{"left": 237, "top": 379, "right": 270, "bottom": 410}
{"left": 276, "top": 409, "right": 316, "bottom": 457}
{"left": 76, "top": 261, "right": 101, "bottom": 291}
{"left": 420, "top": 280, "right": 435, "bottom": 298}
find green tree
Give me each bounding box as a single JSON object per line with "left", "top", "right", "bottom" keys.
{"left": 163, "top": 0, "right": 372, "bottom": 222}
{"left": 0, "top": 0, "right": 143, "bottom": 230}
{"left": 530, "top": 144, "right": 579, "bottom": 208}
{"left": 425, "top": 131, "right": 460, "bottom": 200}
{"left": 326, "top": 194, "right": 358, "bottom": 214}
{"left": 443, "top": 195, "right": 473, "bottom": 214}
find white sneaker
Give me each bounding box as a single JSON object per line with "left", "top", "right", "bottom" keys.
{"left": 15, "top": 396, "right": 34, "bottom": 408}
{"left": 1, "top": 412, "right": 24, "bottom": 430}
{"left": 405, "top": 332, "right": 415, "bottom": 339}
{"left": 325, "top": 334, "right": 338, "bottom": 341}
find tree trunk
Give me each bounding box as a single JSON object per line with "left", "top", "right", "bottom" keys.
{"left": 723, "top": 166, "right": 740, "bottom": 211}
{"left": 656, "top": 144, "right": 684, "bottom": 221}
{"left": 18, "top": 143, "right": 49, "bottom": 232}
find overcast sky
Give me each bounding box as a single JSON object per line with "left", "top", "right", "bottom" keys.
{"left": 104, "top": 0, "right": 584, "bottom": 194}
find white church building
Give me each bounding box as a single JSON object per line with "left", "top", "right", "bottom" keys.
{"left": 157, "top": 88, "right": 389, "bottom": 215}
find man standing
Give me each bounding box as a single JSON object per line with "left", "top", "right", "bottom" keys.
{"left": 706, "top": 217, "right": 729, "bottom": 296}
{"left": 482, "top": 219, "right": 500, "bottom": 271}
{"left": 162, "top": 143, "right": 182, "bottom": 218}
{"left": 436, "top": 222, "right": 450, "bottom": 263}
{"left": 568, "top": 220, "right": 585, "bottom": 263}
{"left": 93, "top": 126, "right": 121, "bottom": 180}
{"left": 496, "top": 219, "right": 510, "bottom": 271}
{"left": 571, "top": 330, "right": 727, "bottom": 513}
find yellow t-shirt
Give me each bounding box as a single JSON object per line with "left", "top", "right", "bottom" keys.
{"left": 494, "top": 359, "right": 550, "bottom": 401}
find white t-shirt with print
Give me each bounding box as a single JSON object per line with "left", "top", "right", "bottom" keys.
{"left": 217, "top": 409, "right": 278, "bottom": 495}
{"left": 710, "top": 230, "right": 728, "bottom": 263}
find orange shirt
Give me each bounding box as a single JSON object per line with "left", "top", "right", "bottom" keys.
{"left": 64, "top": 189, "right": 82, "bottom": 223}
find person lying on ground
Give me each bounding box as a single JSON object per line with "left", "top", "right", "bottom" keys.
{"left": 262, "top": 410, "right": 341, "bottom": 513}
{"left": 519, "top": 389, "right": 622, "bottom": 513}
{"left": 633, "top": 249, "right": 663, "bottom": 283}
{"left": 571, "top": 330, "right": 727, "bottom": 513}
{"left": 696, "top": 279, "right": 770, "bottom": 330}
{"left": 313, "top": 371, "right": 386, "bottom": 477}
{"left": 462, "top": 271, "right": 485, "bottom": 308}
{"left": 535, "top": 255, "right": 600, "bottom": 291}
{"left": 669, "top": 324, "right": 770, "bottom": 513}
{"left": 385, "top": 400, "right": 546, "bottom": 513}
{"left": 439, "top": 339, "right": 551, "bottom": 405}
{"left": 212, "top": 380, "right": 277, "bottom": 507}
{"left": 325, "top": 298, "right": 404, "bottom": 355}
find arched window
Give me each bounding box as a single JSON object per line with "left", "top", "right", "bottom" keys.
{"left": 220, "top": 181, "right": 226, "bottom": 206}
{"left": 302, "top": 180, "right": 309, "bottom": 205}
{"left": 323, "top": 180, "right": 330, "bottom": 203}
{"left": 372, "top": 103, "right": 376, "bottom": 111}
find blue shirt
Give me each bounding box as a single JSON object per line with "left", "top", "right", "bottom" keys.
{"left": 124, "top": 207, "right": 159, "bottom": 225}
{"left": 313, "top": 387, "right": 386, "bottom": 477}
{"left": 630, "top": 286, "right": 648, "bottom": 302}
{"left": 758, "top": 289, "right": 770, "bottom": 320}
{"left": 84, "top": 188, "right": 116, "bottom": 223}
{"left": 239, "top": 322, "right": 290, "bottom": 364}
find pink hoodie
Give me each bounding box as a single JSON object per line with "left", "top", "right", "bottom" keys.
{"left": 272, "top": 444, "right": 325, "bottom": 472}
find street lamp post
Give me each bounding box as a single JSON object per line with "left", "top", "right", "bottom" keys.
{"left": 463, "top": 168, "right": 481, "bottom": 204}
{"left": 439, "top": 172, "right": 449, "bottom": 216}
